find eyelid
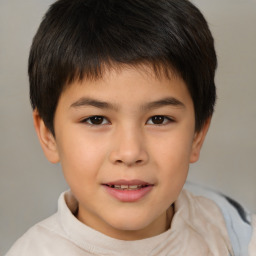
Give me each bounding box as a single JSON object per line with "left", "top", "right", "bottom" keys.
{"left": 146, "top": 115, "right": 175, "bottom": 125}
{"left": 81, "top": 116, "right": 110, "bottom": 126}
{"left": 79, "top": 115, "right": 174, "bottom": 126}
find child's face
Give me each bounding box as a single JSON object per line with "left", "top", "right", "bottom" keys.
{"left": 35, "top": 65, "right": 209, "bottom": 240}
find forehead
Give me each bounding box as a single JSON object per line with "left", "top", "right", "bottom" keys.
{"left": 64, "top": 62, "right": 181, "bottom": 91}
{"left": 59, "top": 64, "right": 193, "bottom": 110}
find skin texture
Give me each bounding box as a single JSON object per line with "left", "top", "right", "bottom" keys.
{"left": 33, "top": 65, "right": 210, "bottom": 240}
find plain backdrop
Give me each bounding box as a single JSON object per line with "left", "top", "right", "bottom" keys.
{"left": 1, "top": 0, "right": 256, "bottom": 254}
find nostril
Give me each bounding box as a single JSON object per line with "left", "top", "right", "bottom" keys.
{"left": 114, "top": 159, "right": 144, "bottom": 166}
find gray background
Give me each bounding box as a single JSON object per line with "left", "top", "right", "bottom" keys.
{"left": 1, "top": 0, "right": 256, "bottom": 254}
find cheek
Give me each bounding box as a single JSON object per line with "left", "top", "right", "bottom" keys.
{"left": 56, "top": 131, "right": 107, "bottom": 182}
{"left": 151, "top": 132, "right": 193, "bottom": 186}
{"left": 152, "top": 131, "right": 194, "bottom": 166}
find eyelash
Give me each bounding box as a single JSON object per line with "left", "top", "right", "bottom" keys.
{"left": 81, "top": 116, "right": 110, "bottom": 126}
{"left": 81, "top": 115, "right": 174, "bottom": 126}
{"left": 146, "top": 116, "right": 174, "bottom": 125}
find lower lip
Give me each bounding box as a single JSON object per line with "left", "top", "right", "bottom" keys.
{"left": 104, "top": 185, "right": 153, "bottom": 202}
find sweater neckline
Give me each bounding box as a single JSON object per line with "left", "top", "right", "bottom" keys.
{"left": 58, "top": 190, "right": 176, "bottom": 255}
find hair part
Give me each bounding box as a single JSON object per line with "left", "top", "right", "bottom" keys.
{"left": 29, "top": 0, "right": 217, "bottom": 134}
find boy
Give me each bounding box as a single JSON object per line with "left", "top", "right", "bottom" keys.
{"left": 6, "top": 0, "right": 255, "bottom": 255}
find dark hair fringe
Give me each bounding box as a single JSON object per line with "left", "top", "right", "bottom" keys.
{"left": 29, "top": 0, "right": 217, "bottom": 134}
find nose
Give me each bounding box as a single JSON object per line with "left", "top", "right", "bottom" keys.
{"left": 109, "top": 126, "right": 149, "bottom": 167}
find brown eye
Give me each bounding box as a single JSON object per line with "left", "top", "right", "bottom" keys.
{"left": 147, "top": 115, "right": 172, "bottom": 125}
{"left": 83, "top": 116, "right": 109, "bottom": 125}
{"left": 152, "top": 116, "right": 165, "bottom": 124}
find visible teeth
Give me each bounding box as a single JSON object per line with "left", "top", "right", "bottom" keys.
{"left": 109, "top": 184, "right": 145, "bottom": 190}
{"left": 129, "top": 185, "right": 139, "bottom": 189}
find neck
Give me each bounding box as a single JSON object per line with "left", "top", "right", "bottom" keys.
{"left": 77, "top": 204, "right": 174, "bottom": 241}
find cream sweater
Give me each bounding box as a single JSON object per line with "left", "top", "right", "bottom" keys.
{"left": 6, "top": 189, "right": 256, "bottom": 256}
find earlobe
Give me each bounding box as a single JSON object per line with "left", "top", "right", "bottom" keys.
{"left": 33, "top": 110, "right": 60, "bottom": 163}
{"left": 190, "top": 117, "right": 211, "bottom": 163}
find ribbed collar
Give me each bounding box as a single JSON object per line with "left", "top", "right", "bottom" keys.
{"left": 57, "top": 189, "right": 232, "bottom": 255}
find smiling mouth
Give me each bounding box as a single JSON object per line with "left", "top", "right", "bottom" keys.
{"left": 103, "top": 180, "right": 154, "bottom": 202}
{"left": 105, "top": 184, "right": 149, "bottom": 190}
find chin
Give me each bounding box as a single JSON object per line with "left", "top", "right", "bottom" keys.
{"left": 111, "top": 216, "right": 148, "bottom": 230}
{"left": 105, "top": 210, "right": 160, "bottom": 235}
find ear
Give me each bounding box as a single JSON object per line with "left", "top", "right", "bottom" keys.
{"left": 33, "top": 110, "right": 60, "bottom": 163}
{"left": 190, "top": 117, "right": 211, "bottom": 163}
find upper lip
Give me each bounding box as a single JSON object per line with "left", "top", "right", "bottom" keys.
{"left": 103, "top": 179, "right": 153, "bottom": 186}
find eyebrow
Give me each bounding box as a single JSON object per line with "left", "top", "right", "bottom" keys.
{"left": 70, "top": 97, "right": 118, "bottom": 110}
{"left": 141, "top": 97, "right": 185, "bottom": 110}
{"left": 70, "top": 97, "right": 185, "bottom": 111}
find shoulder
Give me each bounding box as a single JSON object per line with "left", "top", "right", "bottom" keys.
{"left": 5, "top": 214, "right": 60, "bottom": 256}
{"left": 184, "top": 182, "right": 254, "bottom": 256}
{"left": 5, "top": 191, "right": 88, "bottom": 256}
{"left": 5, "top": 213, "right": 86, "bottom": 256}
{"left": 249, "top": 215, "right": 256, "bottom": 256}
